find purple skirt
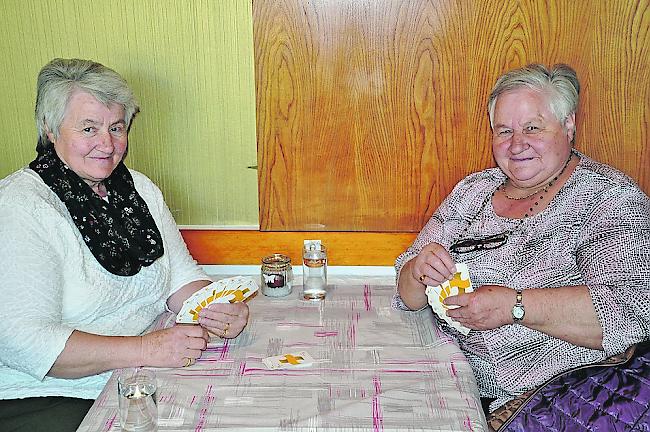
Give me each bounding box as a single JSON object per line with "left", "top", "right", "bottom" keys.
{"left": 488, "top": 341, "right": 650, "bottom": 432}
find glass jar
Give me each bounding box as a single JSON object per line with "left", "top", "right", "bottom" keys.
{"left": 261, "top": 254, "right": 293, "bottom": 297}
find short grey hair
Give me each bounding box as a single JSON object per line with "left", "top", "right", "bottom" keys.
{"left": 35, "top": 58, "right": 140, "bottom": 149}
{"left": 487, "top": 63, "right": 580, "bottom": 133}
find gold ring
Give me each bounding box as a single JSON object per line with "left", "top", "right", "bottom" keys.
{"left": 419, "top": 274, "right": 427, "bottom": 283}
{"left": 183, "top": 357, "right": 192, "bottom": 368}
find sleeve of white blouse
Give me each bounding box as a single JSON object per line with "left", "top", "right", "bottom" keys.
{"left": 0, "top": 204, "right": 75, "bottom": 380}
{"left": 576, "top": 185, "right": 650, "bottom": 356}
{"left": 143, "top": 177, "right": 210, "bottom": 301}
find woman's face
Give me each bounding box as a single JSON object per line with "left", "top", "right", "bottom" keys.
{"left": 47, "top": 91, "right": 127, "bottom": 187}
{"left": 491, "top": 88, "right": 575, "bottom": 189}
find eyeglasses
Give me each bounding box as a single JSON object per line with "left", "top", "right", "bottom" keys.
{"left": 449, "top": 233, "right": 509, "bottom": 254}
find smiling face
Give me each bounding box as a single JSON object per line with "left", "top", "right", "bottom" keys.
{"left": 47, "top": 91, "right": 127, "bottom": 188}
{"left": 491, "top": 87, "right": 575, "bottom": 189}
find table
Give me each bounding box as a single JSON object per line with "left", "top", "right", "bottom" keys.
{"left": 77, "top": 282, "right": 487, "bottom": 432}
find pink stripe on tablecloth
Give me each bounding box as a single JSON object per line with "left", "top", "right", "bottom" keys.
{"left": 347, "top": 320, "right": 356, "bottom": 348}
{"left": 364, "top": 285, "right": 372, "bottom": 311}
{"left": 237, "top": 367, "right": 444, "bottom": 376}
{"left": 372, "top": 376, "right": 383, "bottom": 431}
{"left": 463, "top": 415, "right": 475, "bottom": 431}
{"left": 103, "top": 413, "right": 117, "bottom": 431}
{"left": 314, "top": 331, "right": 338, "bottom": 337}
{"left": 381, "top": 359, "right": 442, "bottom": 365}
{"left": 194, "top": 407, "right": 208, "bottom": 432}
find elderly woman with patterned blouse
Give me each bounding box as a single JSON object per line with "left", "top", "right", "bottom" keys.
{"left": 0, "top": 58, "right": 250, "bottom": 431}
{"left": 394, "top": 64, "right": 650, "bottom": 417}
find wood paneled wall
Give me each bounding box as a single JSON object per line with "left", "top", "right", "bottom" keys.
{"left": 253, "top": 0, "right": 650, "bottom": 232}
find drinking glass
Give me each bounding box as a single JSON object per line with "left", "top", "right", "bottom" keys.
{"left": 117, "top": 368, "right": 158, "bottom": 432}
{"left": 302, "top": 241, "right": 327, "bottom": 300}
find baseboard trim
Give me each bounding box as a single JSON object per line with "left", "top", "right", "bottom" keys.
{"left": 180, "top": 230, "right": 416, "bottom": 266}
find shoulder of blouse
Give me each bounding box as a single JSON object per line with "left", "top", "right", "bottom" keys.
{"left": 127, "top": 168, "right": 158, "bottom": 189}
{"left": 570, "top": 153, "right": 648, "bottom": 201}
{"left": 443, "top": 167, "right": 504, "bottom": 207}
{"left": 0, "top": 168, "right": 58, "bottom": 209}
{"left": 127, "top": 168, "right": 166, "bottom": 202}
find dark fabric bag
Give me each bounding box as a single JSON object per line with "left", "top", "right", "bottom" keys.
{"left": 488, "top": 341, "right": 650, "bottom": 432}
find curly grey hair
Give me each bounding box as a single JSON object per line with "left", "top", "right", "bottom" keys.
{"left": 35, "top": 58, "right": 140, "bottom": 149}
{"left": 487, "top": 63, "right": 580, "bottom": 141}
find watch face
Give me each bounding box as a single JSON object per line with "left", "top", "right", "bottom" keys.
{"left": 512, "top": 305, "right": 525, "bottom": 320}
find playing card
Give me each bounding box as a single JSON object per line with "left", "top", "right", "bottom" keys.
{"left": 218, "top": 276, "right": 258, "bottom": 303}
{"left": 175, "top": 276, "right": 259, "bottom": 324}
{"left": 183, "top": 280, "right": 223, "bottom": 306}
{"left": 425, "top": 262, "right": 474, "bottom": 335}
{"left": 176, "top": 286, "right": 219, "bottom": 324}
{"left": 262, "top": 351, "right": 315, "bottom": 370}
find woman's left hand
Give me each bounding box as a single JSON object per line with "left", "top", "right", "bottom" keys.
{"left": 198, "top": 302, "right": 249, "bottom": 339}
{"left": 443, "top": 284, "right": 513, "bottom": 331}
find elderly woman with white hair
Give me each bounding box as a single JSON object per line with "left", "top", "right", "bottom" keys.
{"left": 0, "top": 58, "right": 249, "bottom": 431}
{"left": 395, "top": 63, "right": 650, "bottom": 428}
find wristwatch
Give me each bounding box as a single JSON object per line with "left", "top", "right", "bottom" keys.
{"left": 511, "top": 288, "right": 525, "bottom": 322}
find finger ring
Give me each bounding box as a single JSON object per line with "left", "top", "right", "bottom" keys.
{"left": 183, "top": 357, "right": 192, "bottom": 368}
{"left": 419, "top": 274, "right": 427, "bottom": 283}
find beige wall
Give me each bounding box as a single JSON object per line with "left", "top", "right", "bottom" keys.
{"left": 0, "top": 0, "right": 259, "bottom": 226}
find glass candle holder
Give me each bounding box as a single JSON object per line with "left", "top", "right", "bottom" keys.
{"left": 261, "top": 254, "right": 293, "bottom": 297}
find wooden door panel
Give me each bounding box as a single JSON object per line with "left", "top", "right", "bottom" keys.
{"left": 254, "top": 0, "right": 650, "bottom": 232}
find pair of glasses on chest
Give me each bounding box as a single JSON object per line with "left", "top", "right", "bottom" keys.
{"left": 449, "top": 232, "right": 509, "bottom": 254}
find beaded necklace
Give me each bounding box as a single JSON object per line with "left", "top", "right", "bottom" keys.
{"left": 500, "top": 154, "right": 572, "bottom": 201}
{"left": 451, "top": 152, "right": 574, "bottom": 248}
{"left": 501, "top": 186, "right": 543, "bottom": 200}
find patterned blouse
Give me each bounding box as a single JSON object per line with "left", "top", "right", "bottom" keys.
{"left": 393, "top": 151, "right": 650, "bottom": 410}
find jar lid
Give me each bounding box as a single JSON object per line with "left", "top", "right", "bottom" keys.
{"left": 262, "top": 253, "right": 292, "bottom": 268}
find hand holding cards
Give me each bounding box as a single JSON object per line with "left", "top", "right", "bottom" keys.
{"left": 176, "top": 276, "right": 259, "bottom": 324}
{"left": 424, "top": 262, "right": 474, "bottom": 335}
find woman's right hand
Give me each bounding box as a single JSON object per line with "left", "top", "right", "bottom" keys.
{"left": 411, "top": 242, "right": 456, "bottom": 287}
{"left": 140, "top": 324, "right": 209, "bottom": 368}
{"left": 397, "top": 242, "right": 457, "bottom": 310}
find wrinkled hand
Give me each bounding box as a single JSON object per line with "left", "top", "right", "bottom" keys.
{"left": 411, "top": 242, "right": 456, "bottom": 287}
{"left": 140, "top": 325, "right": 209, "bottom": 368}
{"left": 198, "top": 302, "right": 249, "bottom": 339}
{"left": 443, "top": 284, "right": 513, "bottom": 331}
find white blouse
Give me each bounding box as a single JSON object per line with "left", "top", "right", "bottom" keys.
{"left": 0, "top": 168, "right": 208, "bottom": 400}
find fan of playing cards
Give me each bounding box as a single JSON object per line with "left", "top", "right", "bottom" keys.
{"left": 176, "top": 276, "right": 259, "bottom": 324}
{"left": 424, "top": 262, "right": 474, "bottom": 335}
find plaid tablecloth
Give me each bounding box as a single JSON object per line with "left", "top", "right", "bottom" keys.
{"left": 77, "top": 283, "right": 487, "bottom": 432}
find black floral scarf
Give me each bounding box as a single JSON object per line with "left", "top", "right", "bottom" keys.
{"left": 29, "top": 145, "right": 164, "bottom": 276}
